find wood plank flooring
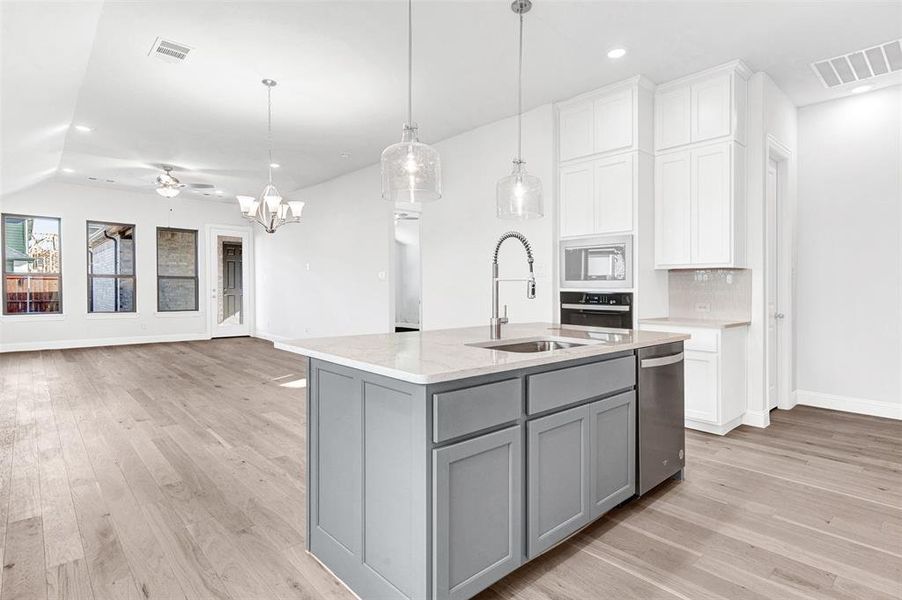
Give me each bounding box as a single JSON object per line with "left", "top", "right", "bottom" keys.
{"left": 0, "top": 338, "right": 899, "bottom": 600}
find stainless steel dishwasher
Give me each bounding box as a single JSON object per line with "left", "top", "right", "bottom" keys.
{"left": 637, "top": 341, "right": 685, "bottom": 495}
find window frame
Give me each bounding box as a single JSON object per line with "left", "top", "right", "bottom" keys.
{"left": 86, "top": 220, "right": 137, "bottom": 314}
{"left": 156, "top": 226, "right": 199, "bottom": 313}
{"left": 2, "top": 213, "right": 63, "bottom": 316}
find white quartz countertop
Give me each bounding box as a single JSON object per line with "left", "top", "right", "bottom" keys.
{"left": 275, "top": 322, "right": 689, "bottom": 384}
{"left": 639, "top": 317, "right": 751, "bottom": 329}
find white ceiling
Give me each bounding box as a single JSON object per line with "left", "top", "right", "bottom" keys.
{"left": 2, "top": 1, "right": 900, "bottom": 200}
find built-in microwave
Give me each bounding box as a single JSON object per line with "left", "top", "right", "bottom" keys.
{"left": 560, "top": 235, "right": 632, "bottom": 289}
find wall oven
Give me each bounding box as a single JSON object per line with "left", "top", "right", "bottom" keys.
{"left": 560, "top": 292, "right": 633, "bottom": 329}
{"left": 560, "top": 235, "right": 632, "bottom": 290}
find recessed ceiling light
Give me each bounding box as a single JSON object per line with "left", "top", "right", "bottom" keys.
{"left": 607, "top": 48, "right": 627, "bottom": 59}
{"left": 61, "top": 168, "right": 75, "bottom": 173}
{"left": 851, "top": 85, "right": 872, "bottom": 94}
{"left": 269, "top": 163, "right": 280, "bottom": 168}
{"left": 74, "top": 124, "right": 93, "bottom": 132}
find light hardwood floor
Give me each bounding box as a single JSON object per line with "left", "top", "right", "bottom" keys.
{"left": 0, "top": 338, "right": 899, "bottom": 600}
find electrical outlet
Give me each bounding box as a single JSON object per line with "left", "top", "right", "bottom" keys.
{"left": 695, "top": 303, "right": 711, "bottom": 313}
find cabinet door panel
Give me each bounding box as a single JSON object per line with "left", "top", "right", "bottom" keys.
{"left": 684, "top": 351, "right": 718, "bottom": 423}
{"left": 560, "top": 162, "right": 594, "bottom": 237}
{"left": 559, "top": 104, "right": 594, "bottom": 161}
{"left": 691, "top": 74, "right": 731, "bottom": 142}
{"left": 589, "top": 392, "right": 636, "bottom": 519}
{"left": 655, "top": 151, "right": 691, "bottom": 266}
{"left": 434, "top": 426, "right": 522, "bottom": 600}
{"left": 594, "top": 89, "right": 633, "bottom": 154}
{"left": 692, "top": 144, "right": 732, "bottom": 264}
{"left": 594, "top": 153, "right": 634, "bottom": 234}
{"left": 655, "top": 87, "right": 691, "bottom": 150}
{"left": 527, "top": 405, "right": 589, "bottom": 558}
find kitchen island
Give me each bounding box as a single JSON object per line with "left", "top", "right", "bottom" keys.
{"left": 276, "top": 323, "right": 689, "bottom": 600}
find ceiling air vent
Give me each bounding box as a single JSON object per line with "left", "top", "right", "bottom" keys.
{"left": 812, "top": 39, "right": 902, "bottom": 88}
{"left": 148, "top": 37, "right": 192, "bottom": 63}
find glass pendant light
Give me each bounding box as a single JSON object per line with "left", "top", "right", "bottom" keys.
{"left": 381, "top": 0, "right": 442, "bottom": 203}
{"left": 497, "top": 0, "right": 543, "bottom": 219}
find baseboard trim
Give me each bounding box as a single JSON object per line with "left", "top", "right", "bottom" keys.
{"left": 741, "top": 409, "right": 770, "bottom": 428}
{"left": 795, "top": 389, "right": 902, "bottom": 420}
{"left": 685, "top": 415, "right": 743, "bottom": 436}
{"left": 0, "top": 333, "right": 210, "bottom": 353}
{"left": 253, "top": 330, "right": 291, "bottom": 343}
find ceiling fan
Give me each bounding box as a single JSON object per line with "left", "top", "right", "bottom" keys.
{"left": 154, "top": 165, "right": 214, "bottom": 198}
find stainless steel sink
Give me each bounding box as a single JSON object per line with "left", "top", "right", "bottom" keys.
{"left": 468, "top": 336, "right": 595, "bottom": 353}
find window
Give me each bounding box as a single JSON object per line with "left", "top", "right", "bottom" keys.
{"left": 157, "top": 227, "right": 198, "bottom": 312}
{"left": 87, "top": 222, "right": 135, "bottom": 313}
{"left": 2, "top": 214, "right": 62, "bottom": 314}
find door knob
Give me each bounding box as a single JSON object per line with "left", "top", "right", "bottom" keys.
{"left": 774, "top": 313, "right": 785, "bottom": 319}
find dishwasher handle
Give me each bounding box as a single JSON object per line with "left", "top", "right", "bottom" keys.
{"left": 640, "top": 352, "right": 684, "bottom": 369}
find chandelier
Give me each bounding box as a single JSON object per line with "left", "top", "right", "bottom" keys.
{"left": 237, "top": 78, "right": 304, "bottom": 233}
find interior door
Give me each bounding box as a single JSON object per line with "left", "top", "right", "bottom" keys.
{"left": 209, "top": 227, "right": 252, "bottom": 338}
{"left": 222, "top": 243, "right": 242, "bottom": 323}
{"left": 766, "top": 159, "right": 779, "bottom": 409}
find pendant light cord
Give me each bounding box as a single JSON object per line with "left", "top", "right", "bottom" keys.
{"left": 407, "top": 0, "right": 413, "bottom": 126}
{"left": 267, "top": 84, "right": 274, "bottom": 184}
{"left": 517, "top": 8, "right": 524, "bottom": 163}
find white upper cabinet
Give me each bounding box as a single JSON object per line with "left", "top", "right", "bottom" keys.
{"left": 593, "top": 89, "right": 633, "bottom": 155}
{"left": 560, "top": 161, "right": 595, "bottom": 237}
{"left": 655, "top": 141, "right": 745, "bottom": 268}
{"left": 558, "top": 77, "right": 653, "bottom": 163}
{"left": 654, "top": 61, "right": 750, "bottom": 152}
{"left": 691, "top": 74, "right": 732, "bottom": 142}
{"left": 654, "top": 87, "right": 691, "bottom": 150}
{"left": 560, "top": 154, "right": 635, "bottom": 238}
{"left": 692, "top": 143, "right": 731, "bottom": 264}
{"left": 654, "top": 150, "right": 691, "bottom": 266}
{"left": 595, "top": 153, "right": 634, "bottom": 234}
{"left": 559, "top": 104, "right": 594, "bottom": 162}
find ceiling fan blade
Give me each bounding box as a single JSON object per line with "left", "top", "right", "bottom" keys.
{"left": 185, "top": 183, "right": 215, "bottom": 189}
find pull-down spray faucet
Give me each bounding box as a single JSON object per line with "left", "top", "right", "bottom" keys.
{"left": 490, "top": 231, "right": 536, "bottom": 339}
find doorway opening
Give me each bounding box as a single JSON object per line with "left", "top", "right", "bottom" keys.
{"left": 208, "top": 226, "right": 253, "bottom": 338}
{"left": 765, "top": 137, "right": 793, "bottom": 412}
{"left": 393, "top": 210, "right": 422, "bottom": 332}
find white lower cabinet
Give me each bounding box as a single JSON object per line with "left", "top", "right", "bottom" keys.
{"left": 639, "top": 323, "right": 748, "bottom": 435}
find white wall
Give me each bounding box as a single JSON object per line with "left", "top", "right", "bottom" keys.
{"left": 254, "top": 166, "right": 393, "bottom": 341}
{"left": 0, "top": 181, "right": 249, "bottom": 351}
{"left": 745, "top": 73, "right": 798, "bottom": 426}
{"left": 794, "top": 85, "right": 902, "bottom": 419}
{"left": 255, "top": 104, "right": 556, "bottom": 340}
{"left": 421, "top": 105, "right": 555, "bottom": 330}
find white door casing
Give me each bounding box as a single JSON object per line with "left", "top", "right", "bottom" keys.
{"left": 206, "top": 225, "right": 253, "bottom": 338}
{"left": 766, "top": 159, "right": 779, "bottom": 410}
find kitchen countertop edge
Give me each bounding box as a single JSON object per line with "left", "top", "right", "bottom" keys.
{"left": 275, "top": 325, "right": 689, "bottom": 385}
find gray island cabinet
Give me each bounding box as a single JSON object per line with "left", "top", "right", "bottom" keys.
{"left": 278, "top": 323, "right": 688, "bottom": 600}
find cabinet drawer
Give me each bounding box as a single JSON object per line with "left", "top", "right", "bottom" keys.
{"left": 527, "top": 355, "right": 635, "bottom": 415}
{"left": 433, "top": 379, "right": 521, "bottom": 443}
{"left": 640, "top": 325, "right": 719, "bottom": 353}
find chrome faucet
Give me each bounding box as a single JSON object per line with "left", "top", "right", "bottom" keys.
{"left": 490, "top": 231, "right": 536, "bottom": 339}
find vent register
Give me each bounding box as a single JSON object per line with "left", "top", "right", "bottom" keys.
{"left": 148, "top": 37, "right": 192, "bottom": 63}
{"left": 812, "top": 39, "right": 902, "bottom": 88}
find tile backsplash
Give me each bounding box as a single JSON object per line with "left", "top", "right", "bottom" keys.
{"left": 668, "top": 269, "right": 751, "bottom": 321}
